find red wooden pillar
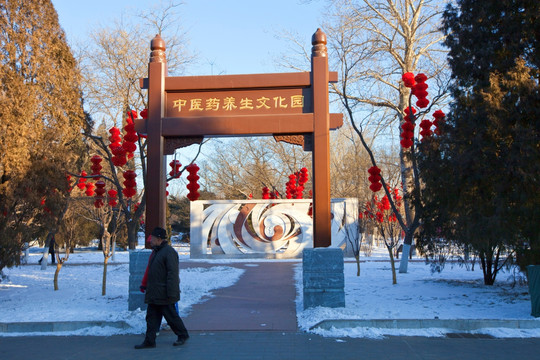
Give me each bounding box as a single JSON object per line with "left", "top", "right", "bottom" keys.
{"left": 311, "top": 29, "right": 331, "bottom": 248}
{"left": 145, "top": 35, "right": 168, "bottom": 241}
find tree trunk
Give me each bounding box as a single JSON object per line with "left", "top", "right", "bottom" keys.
{"left": 355, "top": 254, "right": 361, "bottom": 276}
{"left": 111, "top": 238, "right": 116, "bottom": 262}
{"left": 53, "top": 263, "right": 63, "bottom": 291}
{"left": 127, "top": 220, "right": 139, "bottom": 250}
{"left": 102, "top": 256, "right": 109, "bottom": 296}
{"left": 399, "top": 230, "right": 414, "bottom": 273}
{"left": 40, "top": 248, "right": 49, "bottom": 270}
{"left": 387, "top": 245, "right": 397, "bottom": 285}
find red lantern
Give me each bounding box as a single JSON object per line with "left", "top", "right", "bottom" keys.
{"left": 94, "top": 180, "right": 106, "bottom": 198}
{"left": 94, "top": 198, "right": 104, "bottom": 208}
{"left": 108, "top": 189, "right": 118, "bottom": 207}
{"left": 413, "top": 73, "right": 429, "bottom": 109}
{"left": 286, "top": 174, "right": 297, "bottom": 199}
{"left": 402, "top": 72, "right": 415, "bottom": 88}
{"left": 186, "top": 163, "right": 200, "bottom": 201}
{"left": 140, "top": 109, "right": 148, "bottom": 119}
{"left": 419, "top": 119, "right": 433, "bottom": 140}
{"left": 169, "top": 160, "right": 182, "bottom": 178}
{"left": 262, "top": 186, "right": 270, "bottom": 199}
{"left": 85, "top": 182, "right": 95, "bottom": 197}
{"left": 122, "top": 170, "right": 137, "bottom": 198}
{"left": 90, "top": 155, "right": 102, "bottom": 179}
{"left": 77, "top": 171, "right": 87, "bottom": 190}
{"left": 432, "top": 110, "right": 446, "bottom": 135}
{"left": 368, "top": 166, "right": 382, "bottom": 192}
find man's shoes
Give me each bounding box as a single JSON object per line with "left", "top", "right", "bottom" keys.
{"left": 173, "top": 336, "right": 189, "bottom": 346}
{"left": 134, "top": 341, "right": 156, "bottom": 349}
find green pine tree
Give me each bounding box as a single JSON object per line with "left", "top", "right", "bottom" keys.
{"left": 418, "top": 0, "right": 540, "bottom": 285}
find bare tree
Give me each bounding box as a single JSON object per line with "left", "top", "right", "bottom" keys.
{"left": 77, "top": 2, "right": 198, "bottom": 248}
{"left": 202, "top": 137, "right": 312, "bottom": 199}
{"left": 325, "top": 0, "right": 449, "bottom": 273}
{"left": 343, "top": 198, "right": 365, "bottom": 276}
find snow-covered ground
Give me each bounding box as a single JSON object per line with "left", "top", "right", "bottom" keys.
{"left": 1, "top": 244, "right": 539, "bottom": 338}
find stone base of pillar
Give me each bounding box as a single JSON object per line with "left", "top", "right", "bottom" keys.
{"left": 128, "top": 250, "right": 152, "bottom": 311}
{"left": 302, "top": 248, "right": 345, "bottom": 309}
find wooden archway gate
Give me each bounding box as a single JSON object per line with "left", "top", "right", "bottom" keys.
{"left": 136, "top": 29, "right": 342, "bottom": 248}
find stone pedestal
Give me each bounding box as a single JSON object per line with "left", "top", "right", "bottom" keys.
{"left": 128, "top": 250, "right": 152, "bottom": 311}
{"left": 528, "top": 265, "right": 540, "bottom": 317}
{"left": 302, "top": 248, "right": 345, "bottom": 309}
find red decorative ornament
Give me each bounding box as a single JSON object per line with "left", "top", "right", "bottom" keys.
{"left": 169, "top": 160, "right": 182, "bottom": 178}
{"left": 140, "top": 109, "right": 148, "bottom": 119}
{"left": 122, "top": 170, "right": 137, "bottom": 198}
{"left": 286, "top": 174, "right": 297, "bottom": 199}
{"left": 127, "top": 109, "right": 137, "bottom": 121}
{"left": 419, "top": 119, "right": 433, "bottom": 141}
{"left": 108, "top": 189, "right": 118, "bottom": 207}
{"left": 85, "top": 182, "right": 95, "bottom": 197}
{"left": 381, "top": 195, "right": 391, "bottom": 210}
{"left": 262, "top": 186, "right": 270, "bottom": 199}
{"left": 402, "top": 72, "right": 415, "bottom": 88}
{"left": 400, "top": 107, "right": 416, "bottom": 149}
{"left": 186, "top": 164, "right": 200, "bottom": 201}
{"left": 77, "top": 171, "right": 88, "bottom": 190}
{"left": 368, "top": 166, "right": 382, "bottom": 192}
{"left": 112, "top": 154, "right": 127, "bottom": 167}
{"left": 65, "top": 174, "right": 73, "bottom": 193}
{"left": 109, "top": 127, "right": 122, "bottom": 155}
{"left": 94, "top": 180, "right": 106, "bottom": 199}
{"left": 90, "top": 155, "right": 102, "bottom": 179}
{"left": 122, "top": 113, "right": 139, "bottom": 157}
{"left": 413, "top": 73, "right": 429, "bottom": 108}
{"left": 432, "top": 110, "right": 446, "bottom": 135}
{"left": 94, "top": 198, "right": 104, "bottom": 209}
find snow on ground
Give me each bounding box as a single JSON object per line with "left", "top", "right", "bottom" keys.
{"left": 295, "top": 259, "right": 540, "bottom": 339}
{"left": 1, "top": 244, "right": 539, "bottom": 338}
{"left": 0, "top": 249, "right": 244, "bottom": 337}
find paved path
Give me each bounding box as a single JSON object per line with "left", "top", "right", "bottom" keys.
{"left": 181, "top": 261, "right": 298, "bottom": 331}
{"left": 2, "top": 332, "right": 540, "bottom": 360}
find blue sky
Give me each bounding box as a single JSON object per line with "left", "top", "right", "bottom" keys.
{"left": 52, "top": 0, "right": 327, "bottom": 75}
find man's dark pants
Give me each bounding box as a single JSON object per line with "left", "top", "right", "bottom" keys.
{"left": 144, "top": 303, "right": 189, "bottom": 344}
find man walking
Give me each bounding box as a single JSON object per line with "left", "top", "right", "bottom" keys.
{"left": 135, "top": 227, "right": 189, "bottom": 349}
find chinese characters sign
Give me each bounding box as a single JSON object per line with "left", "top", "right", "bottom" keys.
{"left": 166, "top": 88, "right": 311, "bottom": 117}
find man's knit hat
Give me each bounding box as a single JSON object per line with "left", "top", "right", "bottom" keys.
{"left": 151, "top": 227, "right": 167, "bottom": 239}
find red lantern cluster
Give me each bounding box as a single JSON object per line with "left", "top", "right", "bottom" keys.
{"left": 432, "top": 110, "right": 445, "bottom": 135}
{"left": 400, "top": 106, "right": 416, "bottom": 149}
{"left": 122, "top": 170, "right": 137, "bottom": 198}
{"left": 169, "top": 160, "right": 182, "bottom": 178}
{"left": 186, "top": 163, "right": 200, "bottom": 201}
{"left": 285, "top": 174, "right": 296, "bottom": 199}
{"left": 262, "top": 186, "right": 270, "bottom": 199}
{"left": 412, "top": 73, "right": 429, "bottom": 108}
{"left": 108, "top": 189, "right": 118, "bottom": 207}
{"left": 364, "top": 189, "right": 401, "bottom": 225}
{"left": 109, "top": 127, "right": 127, "bottom": 167}
{"left": 77, "top": 171, "right": 88, "bottom": 190}
{"left": 368, "top": 166, "right": 382, "bottom": 192}
{"left": 123, "top": 110, "right": 139, "bottom": 159}
{"left": 295, "top": 167, "right": 309, "bottom": 199}
{"left": 90, "top": 155, "right": 102, "bottom": 179}
{"left": 94, "top": 180, "right": 106, "bottom": 208}
{"left": 419, "top": 118, "right": 433, "bottom": 141}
